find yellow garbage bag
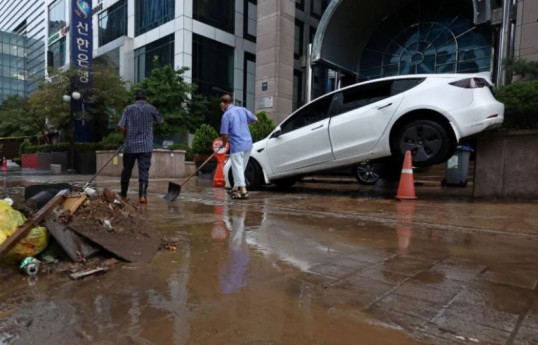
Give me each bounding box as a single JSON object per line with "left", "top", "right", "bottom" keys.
{"left": 0, "top": 200, "right": 49, "bottom": 264}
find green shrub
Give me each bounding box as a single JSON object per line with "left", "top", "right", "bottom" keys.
{"left": 169, "top": 143, "right": 193, "bottom": 161}
{"left": 495, "top": 80, "right": 538, "bottom": 130}
{"left": 19, "top": 138, "right": 32, "bottom": 154}
{"left": 250, "top": 111, "right": 276, "bottom": 142}
{"left": 99, "top": 132, "right": 124, "bottom": 150}
{"left": 191, "top": 124, "right": 219, "bottom": 155}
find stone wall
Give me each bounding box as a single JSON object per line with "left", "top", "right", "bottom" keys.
{"left": 474, "top": 130, "right": 538, "bottom": 199}
{"left": 96, "top": 149, "right": 189, "bottom": 178}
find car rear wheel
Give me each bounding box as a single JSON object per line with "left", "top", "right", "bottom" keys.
{"left": 392, "top": 119, "right": 450, "bottom": 167}
{"left": 227, "top": 158, "right": 263, "bottom": 190}
{"left": 354, "top": 161, "right": 380, "bottom": 185}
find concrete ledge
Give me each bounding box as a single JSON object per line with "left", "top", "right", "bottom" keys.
{"left": 474, "top": 130, "right": 538, "bottom": 200}
{"left": 96, "top": 149, "right": 189, "bottom": 178}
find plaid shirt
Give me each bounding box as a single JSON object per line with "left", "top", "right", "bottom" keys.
{"left": 118, "top": 101, "right": 163, "bottom": 153}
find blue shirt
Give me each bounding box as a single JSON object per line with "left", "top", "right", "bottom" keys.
{"left": 118, "top": 101, "right": 163, "bottom": 153}
{"left": 220, "top": 105, "right": 256, "bottom": 154}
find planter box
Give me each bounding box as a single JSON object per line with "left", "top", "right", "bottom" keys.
{"left": 96, "top": 149, "right": 188, "bottom": 178}
{"left": 474, "top": 130, "right": 538, "bottom": 199}
{"left": 21, "top": 152, "right": 68, "bottom": 171}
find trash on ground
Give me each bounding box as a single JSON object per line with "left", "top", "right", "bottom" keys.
{"left": 20, "top": 257, "right": 40, "bottom": 276}
{"left": 1, "top": 185, "right": 162, "bottom": 280}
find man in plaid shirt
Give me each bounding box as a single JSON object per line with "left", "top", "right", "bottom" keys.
{"left": 118, "top": 89, "right": 163, "bottom": 203}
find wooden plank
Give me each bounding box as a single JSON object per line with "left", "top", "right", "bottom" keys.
{"left": 0, "top": 192, "right": 68, "bottom": 260}
{"left": 62, "top": 195, "right": 81, "bottom": 211}
{"left": 69, "top": 267, "right": 107, "bottom": 280}
{"left": 69, "top": 193, "right": 87, "bottom": 215}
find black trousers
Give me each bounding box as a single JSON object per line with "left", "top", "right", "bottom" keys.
{"left": 121, "top": 152, "right": 152, "bottom": 184}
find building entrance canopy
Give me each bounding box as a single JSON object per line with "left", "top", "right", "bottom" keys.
{"left": 312, "top": 0, "right": 494, "bottom": 80}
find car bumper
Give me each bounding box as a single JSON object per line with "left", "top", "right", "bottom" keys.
{"left": 452, "top": 101, "right": 505, "bottom": 139}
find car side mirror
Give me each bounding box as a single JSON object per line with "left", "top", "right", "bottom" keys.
{"left": 270, "top": 129, "right": 282, "bottom": 138}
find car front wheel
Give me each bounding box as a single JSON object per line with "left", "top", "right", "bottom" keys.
{"left": 227, "top": 158, "right": 263, "bottom": 190}
{"left": 392, "top": 119, "right": 450, "bottom": 167}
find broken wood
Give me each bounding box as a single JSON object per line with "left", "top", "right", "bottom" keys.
{"left": 0, "top": 191, "right": 68, "bottom": 260}
{"left": 68, "top": 193, "right": 87, "bottom": 215}
{"left": 69, "top": 267, "right": 107, "bottom": 280}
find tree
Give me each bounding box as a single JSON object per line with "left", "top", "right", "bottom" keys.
{"left": 26, "top": 68, "right": 130, "bottom": 142}
{"left": 133, "top": 65, "right": 207, "bottom": 138}
{"left": 0, "top": 96, "right": 48, "bottom": 138}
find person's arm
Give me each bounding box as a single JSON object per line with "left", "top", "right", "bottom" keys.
{"left": 153, "top": 107, "right": 164, "bottom": 125}
{"left": 220, "top": 113, "right": 230, "bottom": 145}
{"left": 118, "top": 108, "right": 128, "bottom": 138}
{"left": 246, "top": 109, "right": 257, "bottom": 124}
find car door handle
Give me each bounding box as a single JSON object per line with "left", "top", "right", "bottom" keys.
{"left": 311, "top": 124, "right": 324, "bottom": 131}
{"left": 377, "top": 103, "right": 393, "bottom": 110}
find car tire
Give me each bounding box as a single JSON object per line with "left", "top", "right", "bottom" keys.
{"left": 227, "top": 158, "right": 263, "bottom": 190}
{"left": 354, "top": 161, "right": 380, "bottom": 185}
{"left": 392, "top": 119, "right": 450, "bottom": 167}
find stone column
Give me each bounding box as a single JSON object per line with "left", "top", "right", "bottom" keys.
{"left": 514, "top": 0, "right": 538, "bottom": 62}
{"left": 255, "top": 0, "right": 295, "bottom": 124}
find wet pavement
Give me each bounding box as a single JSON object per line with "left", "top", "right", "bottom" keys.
{"left": 1, "top": 172, "right": 538, "bottom": 345}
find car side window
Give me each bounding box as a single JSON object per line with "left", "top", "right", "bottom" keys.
{"left": 333, "top": 81, "right": 392, "bottom": 116}
{"left": 280, "top": 94, "right": 333, "bottom": 134}
{"left": 390, "top": 78, "right": 425, "bottom": 96}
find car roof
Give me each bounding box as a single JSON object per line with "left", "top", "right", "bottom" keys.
{"left": 290, "top": 72, "right": 492, "bottom": 117}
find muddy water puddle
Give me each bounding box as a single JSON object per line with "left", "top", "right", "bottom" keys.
{"left": 1, "top": 178, "right": 538, "bottom": 344}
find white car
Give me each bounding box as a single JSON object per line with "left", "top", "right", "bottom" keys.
{"left": 225, "top": 73, "right": 504, "bottom": 189}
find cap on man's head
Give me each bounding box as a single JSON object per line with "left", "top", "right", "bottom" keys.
{"left": 135, "top": 88, "right": 148, "bottom": 99}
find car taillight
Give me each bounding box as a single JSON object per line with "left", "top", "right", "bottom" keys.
{"left": 449, "top": 77, "right": 490, "bottom": 89}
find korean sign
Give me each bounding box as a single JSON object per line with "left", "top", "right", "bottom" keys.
{"left": 70, "top": 0, "right": 93, "bottom": 90}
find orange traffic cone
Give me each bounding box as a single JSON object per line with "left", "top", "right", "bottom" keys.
{"left": 1, "top": 156, "right": 7, "bottom": 172}
{"left": 395, "top": 151, "right": 417, "bottom": 200}
{"left": 213, "top": 152, "right": 226, "bottom": 187}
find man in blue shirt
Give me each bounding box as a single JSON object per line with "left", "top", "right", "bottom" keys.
{"left": 118, "top": 89, "right": 163, "bottom": 203}
{"left": 219, "top": 94, "right": 257, "bottom": 199}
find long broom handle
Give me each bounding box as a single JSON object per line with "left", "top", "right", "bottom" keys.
{"left": 180, "top": 150, "right": 219, "bottom": 187}
{"left": 82, "top": 144, "right": 124, "bottom": 191}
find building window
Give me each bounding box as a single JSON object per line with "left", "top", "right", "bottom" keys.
{"left": 293, "top": 70, "right": 304, "bottom": 111}
{"left": 99, "top": 0, "right": 127, "bottom": 46}
{"left": 135, "top": 0, "right": 174, "bottom": 36}
{"left": 295, "top": 0, "right": 304, "bottom": 12}
{"left": 134, "top": 35, "right": 174, "bottom": 82}
{"left": 192, "top": 34, "right": 234, "bottom": 97}
{"left": 47, "top": 37, "right": 66, "bottom": 69}
{"left": 193, "top": 0, "right": 235, "bottom": 34}
{"left": 243, "top": 52, "right": 256, "bottom": 111}
{"left": 48, "top": 0, "right": 66, "bottom": 37}
{"left": 294, "top": 20, "right": 304, "bottom": 59}
{"left": 243, "top": 0, "right": 257, "bottom": 42}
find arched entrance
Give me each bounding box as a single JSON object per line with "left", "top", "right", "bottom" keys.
{"left": 359, "top": 0, "right": 494, "bottom": 79}
{"left": 312, "top": 0, "right": 496, "bottom": 84}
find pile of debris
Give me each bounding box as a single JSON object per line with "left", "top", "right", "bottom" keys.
{"left": 0, "top": 184, "right": 161, "bottom": 280}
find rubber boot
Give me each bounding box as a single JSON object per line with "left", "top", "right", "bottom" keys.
{"left": 139, "top": 181, "right": 148, "bottom": 203}
{"left": 120, "top": 182, "right": 129, "bottom": 201}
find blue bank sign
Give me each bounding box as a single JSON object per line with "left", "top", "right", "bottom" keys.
{"left": 71, "top": 0, "right": 93, "bottom": 89}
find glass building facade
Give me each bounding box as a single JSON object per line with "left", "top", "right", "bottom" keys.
{"left": 134, "top": 35, "right": 174, "bottom": 82}
{"left": 0, "top": 31, "right": 42, "bottom": 103}
{"left": 135, "top": 0, "right": 174, "bottom": 36}
{"left": 98, "top": 0, "right": 127, "bottom": 46}
{"left": 359, "top": 0, "right": 494, "bottom": 79}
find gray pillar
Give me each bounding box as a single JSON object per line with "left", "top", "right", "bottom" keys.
{"left": 255, "top": 0, "right": 295, "bottom": 124}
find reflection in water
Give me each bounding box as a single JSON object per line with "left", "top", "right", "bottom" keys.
{"left": 395, "top": 202, "right": 415, "bottom": 254}
{"left": 211, "top": 205, "right": 250, "bottom": 294}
